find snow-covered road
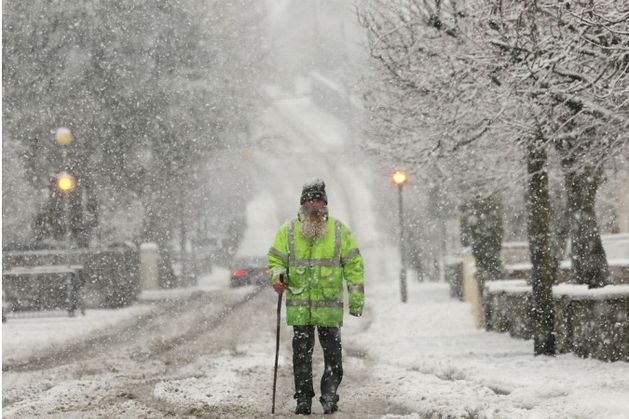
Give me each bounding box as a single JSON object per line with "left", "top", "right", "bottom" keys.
{"left": 3, "top": 89, "right": 629, "bottom": 418}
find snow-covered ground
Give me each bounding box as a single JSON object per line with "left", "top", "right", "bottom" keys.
{"left": 1, "top": 267, "right": 233, "bottom": 363}
{"left": 4, "top": 86, "right": 628, "bottom": 418}
{"left": 4, "top": 262, "right": 628, "bottom": 418}
{"left": 2, "top": 304, "right": 154, "bottom": 362}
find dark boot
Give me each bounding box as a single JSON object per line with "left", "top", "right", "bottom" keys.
{"left": 295, "top": 397, "right": 312, "bottom": 415}
{"left": 320, "top": 394, "right": 339, "bottom": 414}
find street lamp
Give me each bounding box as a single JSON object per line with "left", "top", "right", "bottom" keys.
{"left": 55, "top": 127, "right": 74, "bottom": 246}
{"left": 392, "top": 170, "right": 408, "bottom": 303}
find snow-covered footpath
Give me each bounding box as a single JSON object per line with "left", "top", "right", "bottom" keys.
{"left": 348, "top": 245, "right": 629, "bottom": 419}
{"left": 3, "top": 259, "right": 628, "bottom": 418}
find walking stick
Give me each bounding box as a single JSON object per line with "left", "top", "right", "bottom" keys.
{"left": 271, "top": 274, "right": 284, "bottom": 414}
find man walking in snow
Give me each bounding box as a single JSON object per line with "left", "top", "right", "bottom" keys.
{"left": 268, "top": 179, "right": 365, "bottom": 415}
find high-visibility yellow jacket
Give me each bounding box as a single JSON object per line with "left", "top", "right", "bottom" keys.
{"left": 267, "top": 216, "right": 364, "bottom": 327}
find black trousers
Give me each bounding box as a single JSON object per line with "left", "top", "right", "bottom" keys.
{"left": 292, "top": 326, "right": 343, "bottom": 401}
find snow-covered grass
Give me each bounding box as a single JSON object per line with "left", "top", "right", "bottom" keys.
{"left": 2, "top": 305, "right": 154, "bottom": 362}
{"left": 1, "top": 267, "right": 234, "bottom": 363}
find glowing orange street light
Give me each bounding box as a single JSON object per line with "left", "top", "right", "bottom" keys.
{"left": 55, "top": 127, "right": 73, "bottom": 145}
{"left": 55, "top": 172, "right": 76, "bottom": 193}
{"left": 392, "top": 170, "right": 408, "bottom": 186}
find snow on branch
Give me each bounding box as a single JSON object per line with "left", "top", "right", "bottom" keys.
{"left": 358, "top": 0, "right": 629, "bottom": 196}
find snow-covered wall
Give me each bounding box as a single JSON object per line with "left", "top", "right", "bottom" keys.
{"left": 483, "top": 280, "right": 629, "bottom": 362}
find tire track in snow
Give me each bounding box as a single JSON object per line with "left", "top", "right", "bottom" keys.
{"left": 2, "top": 287, "right": 265, "bottom": 374}
{"left": 2, "top": 287, "right": 273, "bottom": 417}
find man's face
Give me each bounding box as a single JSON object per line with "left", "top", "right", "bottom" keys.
{"left": 302, "top": 199, "right": 327, "bottom": 221}
{"left": 299, "top": 199, "right": 328, "bottom": 239}
{"left": 303, "top": 199, "right": 326, "bottom": 210}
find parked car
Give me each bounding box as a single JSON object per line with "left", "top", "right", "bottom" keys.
{"left": 229, "top": 255, "right": 270, "bottom": 287}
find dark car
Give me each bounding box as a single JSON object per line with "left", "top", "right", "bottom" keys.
{"left": 229, "top": 255, "right": 271, "bottom": 288}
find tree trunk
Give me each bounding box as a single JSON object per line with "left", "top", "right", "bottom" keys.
{"left": 526, "top": 140, "right": 556, "bottom": 356}
{"left": 564, "top": 166, "right": 609, "bottom": 288}
{"left": 142, "top": 190, "right": 177, "bottom": 288}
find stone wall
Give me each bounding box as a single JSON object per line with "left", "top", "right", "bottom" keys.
{"left": 3, "top": 246, "right": 140, "bottom": 309}
{"left": 483, "top": 280, "right": 629, "bottom": 362}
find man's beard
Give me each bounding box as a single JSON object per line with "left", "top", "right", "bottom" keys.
{"left": 299, "top": 205, "right": 329, "bottom": 240}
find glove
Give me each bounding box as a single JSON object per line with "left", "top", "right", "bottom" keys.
{"left": 273, "top": 274, "right": 286, "bottom": 295}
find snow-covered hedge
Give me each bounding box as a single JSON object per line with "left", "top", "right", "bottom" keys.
{"left": 483, "top": 281, "right": 629, "bottom": 362}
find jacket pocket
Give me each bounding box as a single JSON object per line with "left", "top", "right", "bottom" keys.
{"left": 320, "top": 266, "right": 334, "bottom": 279}
{"left": 321, "top": 285, "right": 342, "bottom": 300}
{"left": 319, "top": 267, "right": 340, "bottom": 299}
{"left": 288, "top": 267, "right": 306, "bottom": 294}
{"left": 319, "top": 266, "right": 341, "bottom": 287}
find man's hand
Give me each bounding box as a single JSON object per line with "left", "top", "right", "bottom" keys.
{"left": 273, "top": 274, "right": 286, "bottom": 295}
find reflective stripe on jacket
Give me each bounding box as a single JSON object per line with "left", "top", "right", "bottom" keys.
{"left": 267, "top": 216, "right": 364, "bottom": 327}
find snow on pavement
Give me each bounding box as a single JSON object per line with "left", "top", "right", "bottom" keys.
{"left": 348, "top": 244, "right": 629, "bottom": 419}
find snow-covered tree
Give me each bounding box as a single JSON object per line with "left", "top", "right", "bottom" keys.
{"left": 357, "top": 0, "right": 629, "bottom": 355}
{"left": 3, "top": 1, "right": 266, "bottom": 277}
